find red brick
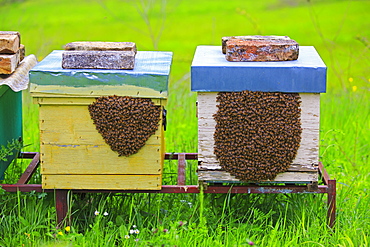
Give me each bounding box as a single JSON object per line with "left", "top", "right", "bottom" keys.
{"left": 222, "top": 35, "right": 291, "bottom": 54}
{"left": 225, "top": 38, "right": 299, "bottom": 62}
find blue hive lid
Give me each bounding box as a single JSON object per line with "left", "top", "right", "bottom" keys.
{"left": 191, "top": 46, "right": 327, "bottom": 93}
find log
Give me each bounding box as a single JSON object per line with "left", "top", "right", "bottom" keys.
{"left": 0, "top": 52, "right": 20, "bottom": 74}
{"left": 0, "top": 31, "right": 20, "bottom": 54}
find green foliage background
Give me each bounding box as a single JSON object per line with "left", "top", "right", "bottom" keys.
{"left": 0, "top": 0, "right": 369, "bottom": 246}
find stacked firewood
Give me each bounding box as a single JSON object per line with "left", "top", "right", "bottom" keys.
{"left": 0, "top": 31, "right": 25, "bottom": 75}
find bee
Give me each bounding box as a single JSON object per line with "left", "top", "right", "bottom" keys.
{"left": 214, "top": 90, "right": 302, "bottom": 182}
{"left": 88, "top": 95, "right": 161, "bottom": 157}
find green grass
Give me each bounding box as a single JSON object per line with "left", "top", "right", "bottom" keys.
{"left": 1, "top": 0, "right": 369, "bottom": 246}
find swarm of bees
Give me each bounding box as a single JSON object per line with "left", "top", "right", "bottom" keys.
{"left": 213, "top": 90, "right": 302, "bottom": 181}
{"left": 88, "top": 95, "right": 161, "bottom": 157}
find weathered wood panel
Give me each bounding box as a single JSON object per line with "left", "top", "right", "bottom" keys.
{"left": 197, "top": 92, "right": 320, "bottom": 183}
{"left": 42, "top": 174, "right": 161, "bottom": 190}
{"left": 198, "top": 170, "right": 318, "bottom": 183}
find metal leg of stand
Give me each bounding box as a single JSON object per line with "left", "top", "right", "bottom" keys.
{"left": 56, "top": 190, "right": 70, "bottom": 227}
{"left": 177, "top": 153, "right": 186, "bottom": 185}
{"left": 327, "top": 179, "right": 336, "bottom": 229}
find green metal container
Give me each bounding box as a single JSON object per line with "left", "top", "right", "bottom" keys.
{"left": 0, "top": 85, "right": 23, "bottom": 180}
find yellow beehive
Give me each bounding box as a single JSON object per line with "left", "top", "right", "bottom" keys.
{"left": 30, "top": 50, "right": 172, "bottom": 190}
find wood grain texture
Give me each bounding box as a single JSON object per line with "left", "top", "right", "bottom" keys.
{"left": 34, "top": 96, "right": 163, "bottom": 105}
{"left": 40, "top": 144, "right": 162, "bottom": 175}
{"left": 0, "top": 52, "right": 20, "bottom": 74}
{"left": 0, "top": 31, "right": 20, "bottom": 54}
{"left": 36, "top": 96, "right": 165, "bottom": 189}
{"left": 198, "top": 170, "right": 318, "bottom": 183}
{"left": 197, "top": 92, "right": 320, "bottom": 183}
{"left": 42, "top": 174, "right": 161, "bottom": 190}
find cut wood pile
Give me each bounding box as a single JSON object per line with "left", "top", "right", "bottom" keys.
{"left": 0, "top": 31, "right": 37, "bottom": 92}
{"left": 0, "top": 31, "right": 25, "bottom": 75}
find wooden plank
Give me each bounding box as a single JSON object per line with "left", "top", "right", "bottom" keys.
{"left": 0, "top": 52, "right": 20, "bottom": 74}
{"left": 199, "top": 163, "right": 318, "bottom": 172}
{"left": 40, "top": 143, "right": 162, "bottom": 175}
{"left": 198, "top": 92, "right": 218, "bottom": 165}
{"left": 295, "top": 93, "right": 320, "bottom": 164}
{"left": 42, "top": 174, "right": 161, "bottom": 190}
{"left": 30, "top": 84, "right": 168, "bottom": 99}
{"left": 0, "top": 31, "right": 20, "bottom": 54}
{"left": 39, "top": 104, "right": 162, "bottom": 146}
{"left": 34, "top": 96, "right": 163, "bottom": 106}
{"left": 198, "top": 170, "right": 318, "bottom": 183}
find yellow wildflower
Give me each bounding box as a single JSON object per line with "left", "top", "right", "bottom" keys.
{"left": 65, "top": 226, "right": 71, "bottom": 232}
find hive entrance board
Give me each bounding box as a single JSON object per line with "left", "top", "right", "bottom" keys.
{"left": 197, "top": 92, "right": 319, "bottom": 184}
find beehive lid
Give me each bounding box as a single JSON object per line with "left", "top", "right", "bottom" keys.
{"left": 191, "top": 46, "right": 326, "bottom": 93}
{"left": 29, "top": 50, "right": 173, "bottom": 98}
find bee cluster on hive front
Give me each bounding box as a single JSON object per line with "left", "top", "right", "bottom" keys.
{"left": 88, "top": 95, "right": 161, "bottom": 157}
{"left": 213, "top": 90, "right": 302, "bottom": 181}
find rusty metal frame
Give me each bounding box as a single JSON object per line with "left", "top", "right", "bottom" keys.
{"left": 1, "top": 152, "right": 336, "bottom": 228}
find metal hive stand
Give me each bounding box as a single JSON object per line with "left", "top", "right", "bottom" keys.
{"left": 1, "top": 152, "right": 336, "bottom": 228}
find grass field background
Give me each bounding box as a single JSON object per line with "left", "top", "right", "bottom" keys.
{"left": 0, "top": 0, "right": 369, "bottom": 246}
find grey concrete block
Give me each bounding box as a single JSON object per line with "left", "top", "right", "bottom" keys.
{"left": 62, "top": 51, "right": 135, "bottom": 70}
{"left": 64, "top": 41, "right": 137, "bottom": 54}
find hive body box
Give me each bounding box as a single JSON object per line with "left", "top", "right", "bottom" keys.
{"left": 191, "top": 46, "right": 327, "bottom": 184}
{"left": 0, "top": 86, "right": 22, "bottom": 179}
{"left": 30, "top": 50, "right": 172, "bottom": 190}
